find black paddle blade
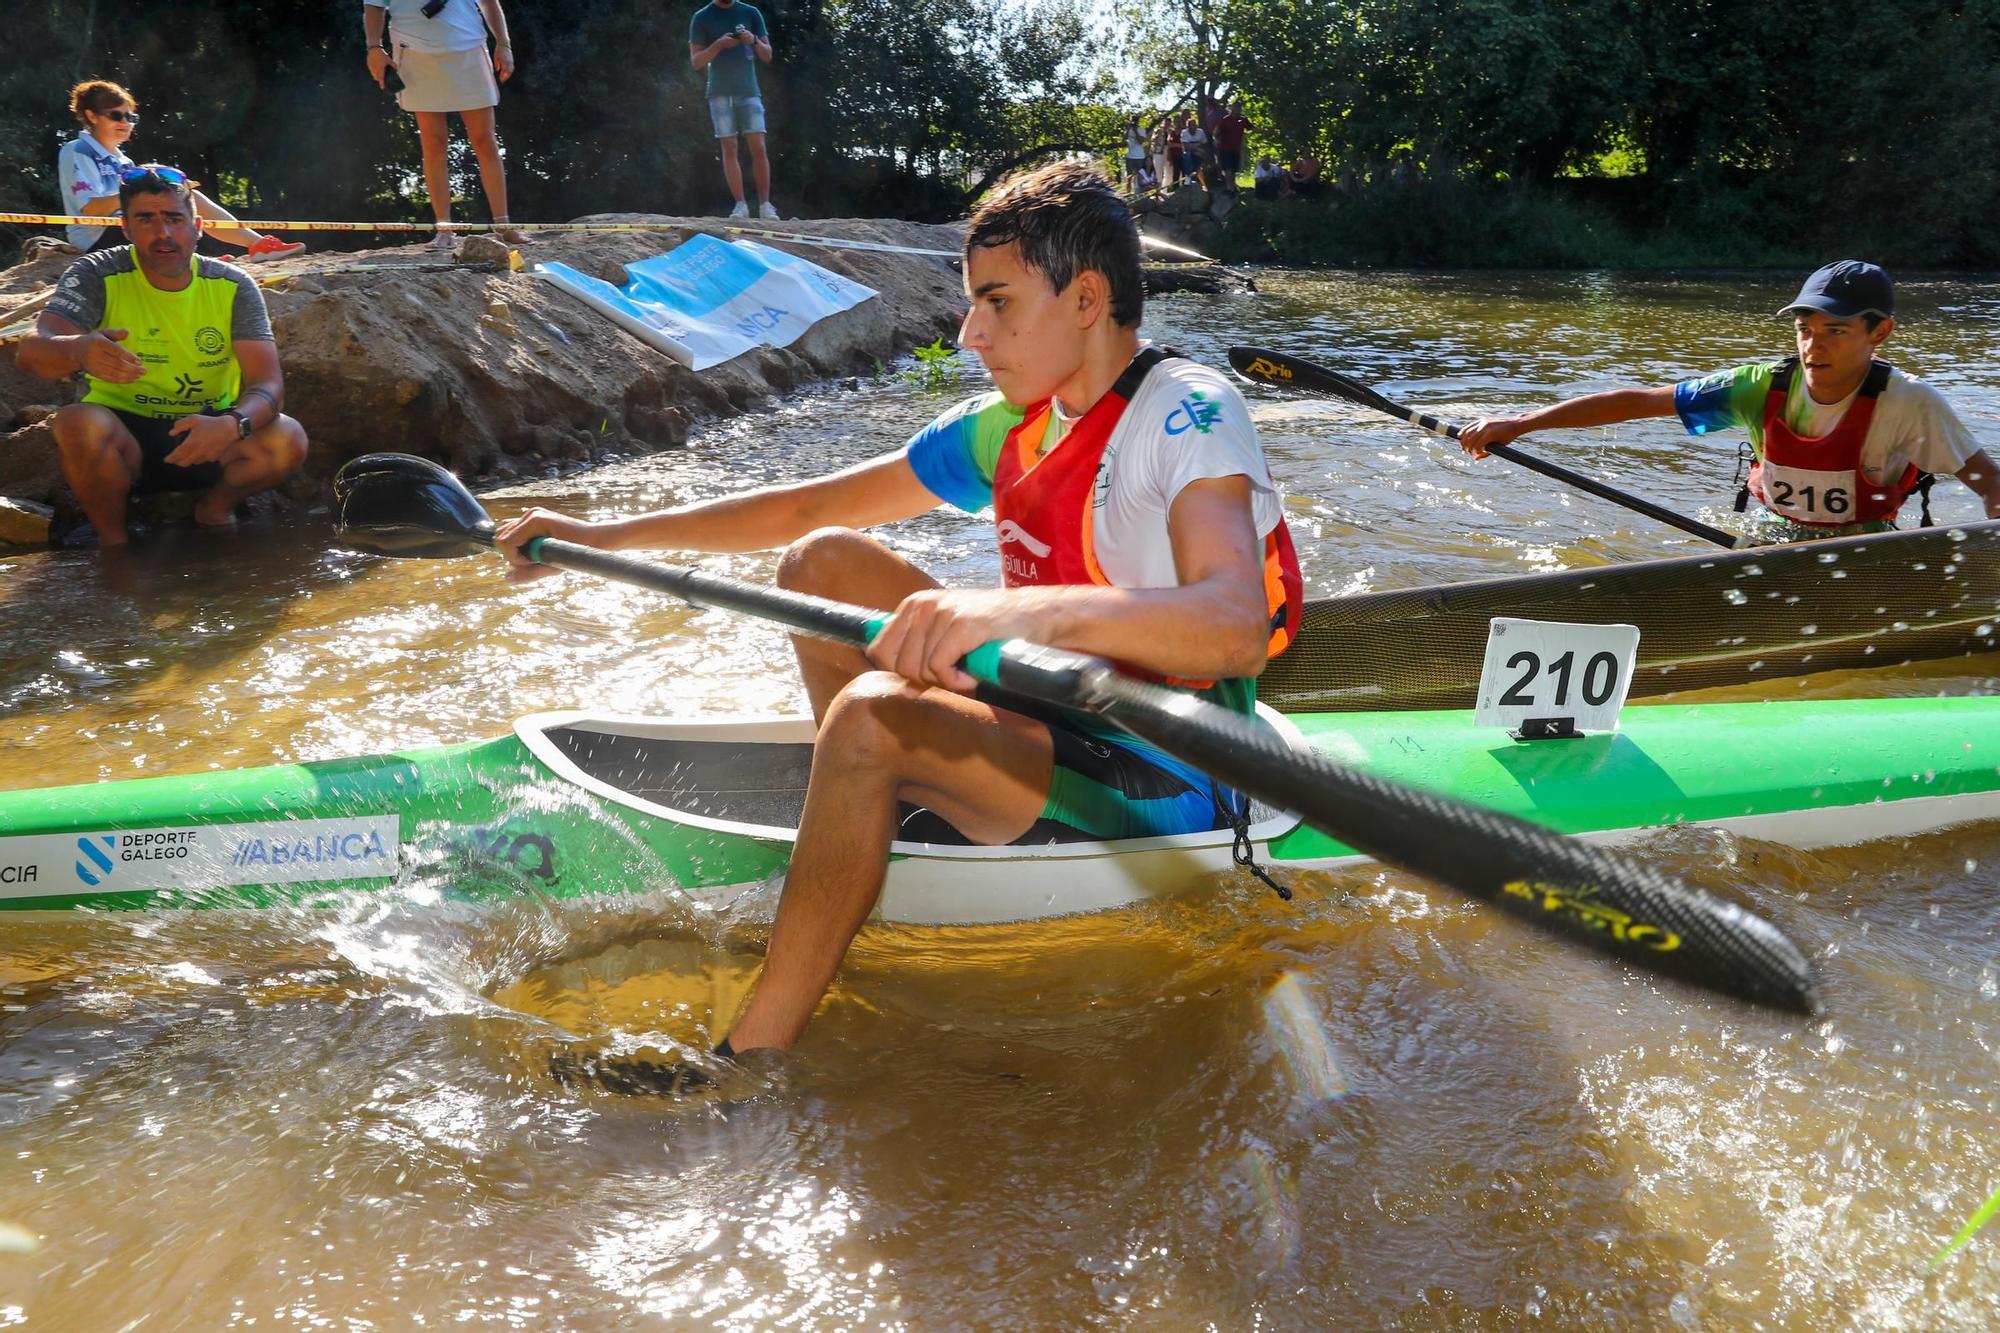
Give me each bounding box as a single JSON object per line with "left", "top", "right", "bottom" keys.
{"left": 332, "top": 453, "right": 496, "bottom": 558}
{"left": 1229, "top": 346, "right": 1401, "bottom": 418}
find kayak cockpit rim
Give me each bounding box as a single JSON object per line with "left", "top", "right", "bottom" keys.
{"left": 511, "top": 706, "right": 1308, "bottom": 861}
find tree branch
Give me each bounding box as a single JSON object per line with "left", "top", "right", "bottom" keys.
{"left": 962, "top": 143, "right": 1104, "bottom": 202}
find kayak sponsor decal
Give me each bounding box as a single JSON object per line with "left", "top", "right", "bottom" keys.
{"left": 0, "top": 816, "right": 400, "bottom": 899}
{"left": 457, "top": 824, "right": 560, "bottom": 883}
{"left": 1502, "top": 879, "right": 1680, "bottom": 951}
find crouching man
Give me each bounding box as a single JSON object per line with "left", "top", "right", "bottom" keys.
{"left": 17, "top": 166, "right": 306, "bottom": 544}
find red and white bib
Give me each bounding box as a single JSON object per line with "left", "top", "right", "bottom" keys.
{"left": 990, "top": 348, "right": 1303, "bottom": 690}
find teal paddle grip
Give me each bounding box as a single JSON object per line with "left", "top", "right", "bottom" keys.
{"left": 524, "top": 537, "right": 548, "bottom": 563}
{"left": 857, "top": 614, "right": 1000, "bottom": 684}
{"left": 962, "top": 642, "right": 1003, "bottom": 685}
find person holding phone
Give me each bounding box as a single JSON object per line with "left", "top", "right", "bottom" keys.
{"left": 362, "top": 0, "right": 531, "bottom": 249}
{"left": 689, "top": 0, "right": 779, "bottom": 220}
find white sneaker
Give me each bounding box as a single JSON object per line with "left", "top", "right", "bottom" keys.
{"left": 728, "top": 200, "right": 749, "bottom": 219}
{"left": 758, "top": 201, "right": 781, "bottom": 221}
{"left": 428, "top": 231, "right": 457, "bottom": 253}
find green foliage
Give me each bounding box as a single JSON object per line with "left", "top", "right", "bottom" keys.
{"left": 1216, "top": 179, "right": 1815, "bottom": 269}
{"left": 1120, "top": 0, "right": 2000, "bottom": 267}
{"left": 899, "top": 338, "right": 962, "bottom": 392}
{"left": 0, "top": 0, "right": 1116, "bottom": 262}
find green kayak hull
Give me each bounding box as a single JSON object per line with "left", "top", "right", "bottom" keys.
{"left": 1, "top": 699, "right": 1994, "bottom": 921}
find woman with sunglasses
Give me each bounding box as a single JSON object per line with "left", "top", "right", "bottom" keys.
{"left": 57, "top": 80, "right": 305, "bottom": 262}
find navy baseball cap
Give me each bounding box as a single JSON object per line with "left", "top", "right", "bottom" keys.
{"left": 1779, "top": 261, "right": 1895, "bottom": 320}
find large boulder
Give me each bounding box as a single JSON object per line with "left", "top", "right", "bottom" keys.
{"left": 0, "top": 215, "right": 969, "bottom": 522}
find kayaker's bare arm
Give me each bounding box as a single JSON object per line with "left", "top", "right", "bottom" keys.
{"left": 868, "top": 475, "right": 1271, "bottom": 692}
{"left": 16, "top": 309, "right": 143, "bottom": 382}
{"left": 491, "top": 450, "right": 942, "bottom": 579}
{"left": 1955, "top": 448, "right": 2000, "bottom": 519}
{"left": 1458, "top": 386, "right": 1679, "bottom": 458}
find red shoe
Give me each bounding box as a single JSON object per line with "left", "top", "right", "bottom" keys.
{"left": 240, "top": 235, "right": 306, "bottom": 262}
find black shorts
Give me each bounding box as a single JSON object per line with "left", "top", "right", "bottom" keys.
{"left": 112, "top": 408, "right": 224, "bottom": 495}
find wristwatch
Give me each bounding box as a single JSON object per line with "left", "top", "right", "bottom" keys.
{"left": 225, "top": 408, "right": 254, "bottom": 439}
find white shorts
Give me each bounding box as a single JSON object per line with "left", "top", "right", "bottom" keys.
{"left": 396, "top": 46, "right": 499, "bottom": 114}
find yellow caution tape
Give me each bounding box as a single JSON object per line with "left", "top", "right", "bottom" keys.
{"left": 0, "top": 212, "right": 962, "bottom": 257}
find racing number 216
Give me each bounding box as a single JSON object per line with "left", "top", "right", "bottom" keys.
{"left": 1497, "top": 649, "right": 1622, "bottom": 708}
{"left": 1768, "top": 478, "right": 1850, "bottom": 515}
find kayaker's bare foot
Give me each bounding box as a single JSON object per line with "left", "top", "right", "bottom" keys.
{"left": 550, "top": 1050, "right": 714, "bottom": 1098}
{"left": 495, "top": 226, "right": 533, "bottom": 247}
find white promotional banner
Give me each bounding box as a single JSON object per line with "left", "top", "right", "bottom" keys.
{"left": 0, "top": 815, "right": 400, "bottom": 901}
{"left": 535, "top": 233, "right": 879, "bottom": 370}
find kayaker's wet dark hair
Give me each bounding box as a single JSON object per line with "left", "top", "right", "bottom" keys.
{"left": 70, "top": 80, "right": 137, "bottom": 122}
{"left": 965, "top": 162, "right": 1143, "bottom": 327}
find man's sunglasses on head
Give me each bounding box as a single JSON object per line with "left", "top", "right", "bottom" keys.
{"left": 120, "top": 165, "right": 188, "bottom": 187}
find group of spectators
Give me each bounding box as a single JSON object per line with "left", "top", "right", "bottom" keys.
{"left": 1120, "top": 98, "right": 1341, "bottom": 206}
{"left": 51, "top": 0, "right": 785, "bottom": 264}
{"left": 1122, "top": 100, "right": 1252, "bottom": 196}
{"left": 1252, "top": 152, "right": 1334, "bottom": 201}
{"left": 21, "top": 0, "right": 790, "bottom": 548}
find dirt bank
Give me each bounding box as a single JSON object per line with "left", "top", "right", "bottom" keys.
{"left": 0, "top": 215, "right": 969, "bottom": 536}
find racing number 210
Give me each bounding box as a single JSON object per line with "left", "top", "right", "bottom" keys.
{"left": 1497, "top": 649, "right": 1621, "bottom": 708}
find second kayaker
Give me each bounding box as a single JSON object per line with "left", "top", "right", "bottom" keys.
{"left": 1457, "top": 261, "right": 2000, "bottom": 540}
{"left": 494, "top": 161, "right": 1302, "bottom": 1079}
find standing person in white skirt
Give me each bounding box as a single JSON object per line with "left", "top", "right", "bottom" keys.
{"left": 362, "top": 0, "right": 531, "bottom": 250}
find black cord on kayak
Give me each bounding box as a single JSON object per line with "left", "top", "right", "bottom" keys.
{"left": 1218, "top": 784, "right": 1291, "bottom": 901}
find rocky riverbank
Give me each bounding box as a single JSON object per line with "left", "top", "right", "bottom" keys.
{"left": 0, "top": 216, "right": 971, "bottom": 545}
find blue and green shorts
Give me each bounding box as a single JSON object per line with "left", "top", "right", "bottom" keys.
{"left": 1042, "top": 719, "right": 1239, "bottom": 841}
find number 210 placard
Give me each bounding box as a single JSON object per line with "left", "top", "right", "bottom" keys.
{"left": 1473, "top": 618, "right": 1641, "bottom": 733}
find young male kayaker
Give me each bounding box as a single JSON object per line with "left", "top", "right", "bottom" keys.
{"left": 494, "top": 161, "right": 1301, "bottom": 1077}
{"left": 1457, "top": 262, "right": 2000, "bottom": 539}
{"left": 17, "top": 167, "right": 309, "bottom": 546}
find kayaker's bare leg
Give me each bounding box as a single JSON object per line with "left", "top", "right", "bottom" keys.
{"left": 776, "top": 526, "right": 942, "bottom": 722}
{"left": 51, "top": 404, "right": 142, "bottom": 546}
{"left": 193, "top": 415, "right": 309, "bottom": 528}
{"left": 724, "top": 526, "right": 1053, "bottom": 1052}
{"left": 724, "top": 673, "right": 1054, "bottom": 1052}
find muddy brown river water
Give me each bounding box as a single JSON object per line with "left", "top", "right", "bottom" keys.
{"left": 3, "top": 271, "right": 2000, "bottom": 1328}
